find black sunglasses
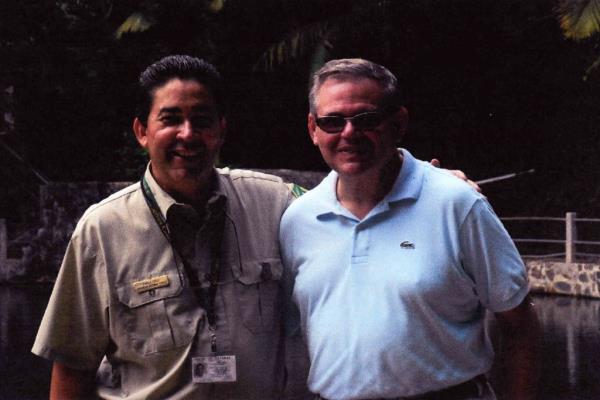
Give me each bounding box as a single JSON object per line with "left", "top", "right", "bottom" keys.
{"left": 314, "top": 111, "right": 389, "bottom": 134}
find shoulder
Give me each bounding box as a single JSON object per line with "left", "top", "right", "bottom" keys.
{"left": 74, "top": 182, "right": 143, "bottom": 235}
{"left": 281, "top": 173, "right": 332, "bottom": 226}
{"left": 217, "top": 167, "right": 294, "bottom": 213}
{"left": 416, "top": 159, "right": 483, "bottom": 208}
{"left": 218, "top": 167, "right": 288, "bottom": 191}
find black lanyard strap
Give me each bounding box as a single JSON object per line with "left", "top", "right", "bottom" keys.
{"left": 140, "top": 176, "right": 226, "bottom": 329}
{"left": 141, "top": 176, "right": 171, "bottom": 241}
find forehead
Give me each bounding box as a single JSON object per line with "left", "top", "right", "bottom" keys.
{"left": 150, "top": 78, "right": 217, "bottom": 112}
{"left": 316, "top": 77, "right": 384, "bottom": 114}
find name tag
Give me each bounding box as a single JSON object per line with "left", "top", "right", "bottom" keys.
{"left": 132, "top": 275, "right": 170, "bottom": 293}
{"left": 192, "top": 355, "right": 237, "bottom": 383}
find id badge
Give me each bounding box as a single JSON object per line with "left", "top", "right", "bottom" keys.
{"left": 192, "top": 355, "right": 237, "bottom": 383}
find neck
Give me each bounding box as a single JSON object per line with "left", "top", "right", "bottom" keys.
{"left": 336, "top": 152, "right": 402, "bottom": 219}
{"left": 170, "top": 184, "right": 213, "bottom": 209}
{"left": 152, "top": 168, "right": 216, "bottom": 208}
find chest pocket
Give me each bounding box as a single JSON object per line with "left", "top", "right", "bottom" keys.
{"left": 115, "top": 268, "right": 192, "bottom": 355}
{"left": 235, "top": 258, "right": 283, "bottom": 334}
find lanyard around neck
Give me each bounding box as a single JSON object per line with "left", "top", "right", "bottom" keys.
{"left": 141, "top": 176, "right": 172, "bottom": 241}
{"left": 140, "top": 175, "right": 224, "bottom": 330}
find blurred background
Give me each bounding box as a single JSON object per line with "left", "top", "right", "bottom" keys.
{"left": 1, "top": 0, "right": 600, "bottom": 223}
{"left": 2, "top": 1, "right": 600, "bottom": 398}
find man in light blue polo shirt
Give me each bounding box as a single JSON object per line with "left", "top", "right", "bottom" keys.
{"left": 279, "top": 59, "right": 540, "bottom": 400}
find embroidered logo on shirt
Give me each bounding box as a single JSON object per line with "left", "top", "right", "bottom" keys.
{"left": 400, "top": 241, "right": 415, "bottom": 249}
{"left": 132, "top": 275, "right": 170, "bottom": 293}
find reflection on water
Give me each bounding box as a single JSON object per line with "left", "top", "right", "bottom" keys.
{"left": 0, "top": 288, "right": 599, "bottom": 399}
{"left": 533, "top": 294, "right": 600, "bottom": 400}
{"left": 0, "top": 285, "right": 52, "bottom": 400}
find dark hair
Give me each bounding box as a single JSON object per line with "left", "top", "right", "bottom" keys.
{"left": 136, "top": 55, "right": 225, "bottom": 125}
{"left": 309, "top": 58, "right": 401, "bottom": 114}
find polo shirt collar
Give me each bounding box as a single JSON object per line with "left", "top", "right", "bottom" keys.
{"left": 314, "top": 148, "right": 424, "bottom": 219}
{"left": 385, "top": 148, "right": 424, "bottom": 204}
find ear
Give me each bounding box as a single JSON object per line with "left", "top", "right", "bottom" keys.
{"left": 133, "top": 118, "right": 148, "bottom": 148}
{"left": 307, "top": 113, "right": 318, "bottom": 146}
{"left": 391, "top": 106, "right": 409, "bottom": 141}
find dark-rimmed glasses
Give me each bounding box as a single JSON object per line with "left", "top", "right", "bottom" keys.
{"left": 315, "top": 111, "right": 388, "bottom": 134}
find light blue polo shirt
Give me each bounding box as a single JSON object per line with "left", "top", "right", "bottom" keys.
{"left": 279, "top": 149, "right": 528, "bottom": 400}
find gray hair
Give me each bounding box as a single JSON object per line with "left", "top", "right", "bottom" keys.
{"left": 308, "top": 58, "right": 401, "bottom": 114}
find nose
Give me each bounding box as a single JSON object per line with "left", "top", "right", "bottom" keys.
{"left": 339, "top": 119, "right": 359, "bottom": 139}
{"left": 178, "top": 120, "right": 195, "bottom": 141}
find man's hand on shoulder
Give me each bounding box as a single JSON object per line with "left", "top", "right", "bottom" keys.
{"left": 430, "top": 158, "right": 482, "bottom": 193}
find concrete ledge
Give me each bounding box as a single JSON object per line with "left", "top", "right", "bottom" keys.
{"left": 526, "top": 260, "right": 600, "bottom": 298}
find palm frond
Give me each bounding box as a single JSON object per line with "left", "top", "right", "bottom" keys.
{"left": 252, "top": 21, "right": 332, "bottom": 72}
{"left": 556, "top": 0, "right": 600, "bottom": 40}
{"left": 115, "top": 12, "right": 156, "bottom": 39}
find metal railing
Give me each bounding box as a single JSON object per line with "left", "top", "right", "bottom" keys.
{"left": 501, "top": 212, "right": 600, "bottom": 263}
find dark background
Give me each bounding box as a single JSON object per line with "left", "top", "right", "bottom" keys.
{"left": 1, "top": 0, "right": 599, "bottom": 223}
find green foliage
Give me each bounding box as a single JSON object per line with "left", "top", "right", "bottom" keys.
{"left": 555, "top": 0, "right": 600, "bottom": 79}
{"left": 115, "top": 12, "right": 155, "bottom": 39}
{"left": 556, "top": 0, "right": 600, "bottom": 40}
{"left": 1, "top": 0, "right": 600, "bottom": 222}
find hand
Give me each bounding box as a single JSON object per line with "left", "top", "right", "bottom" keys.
{"left": 430, "top": 159, "right": 482, "bottom": 193}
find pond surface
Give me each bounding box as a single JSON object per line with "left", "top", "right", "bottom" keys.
{"left": 1, "top": 287, "right": 599, "bottom": 399}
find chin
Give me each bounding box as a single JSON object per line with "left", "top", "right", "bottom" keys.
{"left": 170, "top": 166, "right": 209, "bottom": 182}
{"left": 334, "top": 162, "right": 373, "bottom": 176}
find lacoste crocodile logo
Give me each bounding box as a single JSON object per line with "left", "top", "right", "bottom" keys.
{"left": 400, "top": 241, "right": 415, "bottom": 249}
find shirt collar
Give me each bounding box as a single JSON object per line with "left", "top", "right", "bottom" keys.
{"left": 143, "top": 163, "right": 226, "bottom": 218}
{"left": 313, "top": 148, "right": 424, "bottom": 218}
{"left": 385, "top": 148, "right": 424, "bottom": 203}
{"left": 143, "top": 164, "right": 177, "bottom": 219}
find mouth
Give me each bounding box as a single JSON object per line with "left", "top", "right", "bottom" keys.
{"left": 337, "top": 146, "right": 367, "bottom": 156}
{"left": 171, "top": 149, "right": 204, "bottom": 160}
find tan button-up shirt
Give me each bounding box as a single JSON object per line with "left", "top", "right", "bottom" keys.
{"left": 32, "top": 166, "right": 298, "bottom": 399}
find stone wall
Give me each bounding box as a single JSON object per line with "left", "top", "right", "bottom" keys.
{"left": 526, "top": 260, "right": 600, "bottom": 298}
{"left": 2, "top": 182, "right": 131, "bottom": 281}
{"left": 0, "top": 170, "right": 327, "bottom": 282}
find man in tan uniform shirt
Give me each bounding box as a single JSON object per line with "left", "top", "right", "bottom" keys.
{"left": 32, "top": 55, "right": 307, "bottom": 399}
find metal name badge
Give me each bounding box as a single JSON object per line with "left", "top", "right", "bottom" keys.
{"left": 192, "top": 355, "right": 237, "bottom": 383}
{"left": 132, "top": 275, "right": 170, "bottom": 293}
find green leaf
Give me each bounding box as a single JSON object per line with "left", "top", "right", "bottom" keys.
{"left": 115, "top": 12, "right": 155, "bottom": 39}
{"left": 557, "top": 0, "right": 600, "bottom": 40}
{"left": 253, "top": 21, "right": 332, "bottom": 72}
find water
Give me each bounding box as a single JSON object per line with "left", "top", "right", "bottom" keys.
{"left": 530, "top": 294, "right": 600, "bottom": 399}
{"left": 0, "top": 285, "right": 52, "bottom": 400}
{"left": 1, "top": 287, "right": 599, "bottom": 399}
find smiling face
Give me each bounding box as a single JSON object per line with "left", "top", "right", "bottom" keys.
{"left": 133, "top": 78, "right": 226, "bottom": 200}
{"left": 308, "top": 77, "right": 406, "bottom": 178}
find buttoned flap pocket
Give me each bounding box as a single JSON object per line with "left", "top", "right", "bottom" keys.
{"left": 115, "top": 269, "right": 185, "bottom": 355}
{"left": 116, "top": 269, "right": 182, "bottom": 308}
{"left": 235, "top": 258, "right": 283, "bottom": 334}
